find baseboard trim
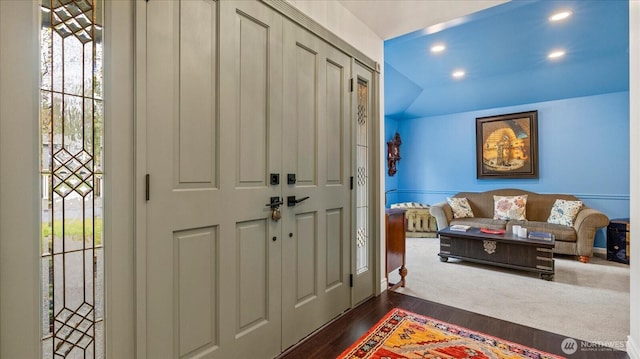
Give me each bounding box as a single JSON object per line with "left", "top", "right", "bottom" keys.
{"left": 627, "top": 335, "right": 640, "bottom": 359}
{"left": 380, "top": 278, "right": 388, "bottom": 293}
{"left": 593, "top": 247, "right": 607, "bottom": 255}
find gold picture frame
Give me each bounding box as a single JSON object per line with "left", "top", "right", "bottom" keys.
{"left": 476, "top": 111, "right": 538, "bottom": 179}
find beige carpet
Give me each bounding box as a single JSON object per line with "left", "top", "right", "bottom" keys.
{"left": 391, "top": 237, "right": 630, "bottom": 348}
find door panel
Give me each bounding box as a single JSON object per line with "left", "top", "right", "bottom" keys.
{"left": 237, "top": 11, "right": 270, "bottom": 187}
{"left": 326, "top": 60, "right": 345, "bottom": 185}
{"left": 144, "top": 1, "right": 282, "bottom": 358}
{"left": 175, "top": 227, "right": 218, "bottom": 357}
{"left": 282, "top": 20, "right": 352, "bottom": 349}
{"left": 236, "top": 219, "right": 269, "bottom": 334}
{"left": 178, "top": 0, "right": 216, "bottom": 185}
{"left": 294, "top": 212, "right": 318, "bottom": 302}
{"left": 326, "top": 208, "right": 344, "bottom": 288}
{"left": 293, "top": 43, "right": 318, "bottom": 185}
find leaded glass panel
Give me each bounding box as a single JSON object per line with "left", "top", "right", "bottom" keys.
{"left": 40, "top": 1, "right": 104, "bottom": 357}
{"left": 356, "top": 78, "right": 369, "bottom": 274}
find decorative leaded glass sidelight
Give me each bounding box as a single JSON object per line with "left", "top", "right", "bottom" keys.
{"left": 356, "top": 78, "right": 369, "bottom": 274}
{"left": 40, "top": 0, "right": 104, "bottom": 358}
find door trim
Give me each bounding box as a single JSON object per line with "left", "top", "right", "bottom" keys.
{"left": 134, "top": 1, "right": 149, "bottom": 358}
{"left": 364, "top": 60, "right": 382, "bottom": 296}
{"left": 0, "top": 1, "right": 41, "bottom": 357}
{"left": 104, "top": 1, "right": 136, "bottom": 357}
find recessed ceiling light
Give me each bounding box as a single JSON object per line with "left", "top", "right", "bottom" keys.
{"left": 549, "top": 11, "right": 572, "bottom": 22}
{"left": 548, "top": 50, "right": 566, "bottom": 59}
{"left": 431, "top": 44, "right": 446, "bottom": 53}
{"left": 452, "top": 70, "right": 465, "bottom": 78}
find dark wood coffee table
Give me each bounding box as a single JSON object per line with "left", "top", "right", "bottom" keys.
{"left": 438, "top": 227, "right": 555, "bottom": 280}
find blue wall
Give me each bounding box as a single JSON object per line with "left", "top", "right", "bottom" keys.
{"left": 385, "top": 91, "right": 630, "bottom": 248}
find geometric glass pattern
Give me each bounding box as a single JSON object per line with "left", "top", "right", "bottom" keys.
{"left": 48, "top": 0, "right": 96, "bottom": 44}
{"left": 357, "top": 92, "right": 367, "bottom": 125}
{"left": 356, "top": 78, "right": 369, "bottom": 275}
{"left": 40, "top": 1, "right": 104, "bottom": 357}
{"left": 356, "top": 166, "right": 367, "bottom": 186}
{"left": 356, "top": 227, "right": 366, "bottom": 248}
{"left": 54, "top": 303, "right": 95, "bottom": 356}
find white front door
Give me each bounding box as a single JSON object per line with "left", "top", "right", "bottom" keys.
{"left": 143, "top": 1, "right": 283, "bottom": 357}
{"left": 142, "top": 1, "right": 358, "bottom": 357}
{"left": 281, "top": 20, "right": 352, "bottom": 349}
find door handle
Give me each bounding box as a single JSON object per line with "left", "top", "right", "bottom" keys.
{"left": 265, "top": 197, "right": 283, "bottom": 209}
{"left": 287, "top": 196, "right": 310, "bottom": 207}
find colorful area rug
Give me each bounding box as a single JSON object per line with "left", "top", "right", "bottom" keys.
{"left": 337, "top": 308, "right": 566, "bottom": 359}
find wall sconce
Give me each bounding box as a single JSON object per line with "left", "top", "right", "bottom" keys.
{"left": 387, "top": 132, "right": 401, "bottom": 176}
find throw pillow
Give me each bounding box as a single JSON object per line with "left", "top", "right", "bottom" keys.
{"left": 493, "top": 195, "right": 528, "bottom": 220}
{"left": 547, "top": 199, "right": 583, "bottom": 226}
{"left": 447, "top": 197, "right": 474, "bottom": 218}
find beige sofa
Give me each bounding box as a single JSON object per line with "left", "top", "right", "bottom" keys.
{"left": 429, "top": 189, "right": 609, "bottom": 262}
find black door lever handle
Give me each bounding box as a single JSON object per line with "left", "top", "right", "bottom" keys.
{"left": 287, "top": 196, "right": 310, "bottom": 207}
{"left": 266, "top": 197, "right": 284, "bottom": 209}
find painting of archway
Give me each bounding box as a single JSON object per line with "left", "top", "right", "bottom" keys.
{"left": 476, "top": 111, "right": 538, "bottom": 179}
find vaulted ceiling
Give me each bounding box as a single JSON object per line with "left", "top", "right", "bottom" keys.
{"left": 341, "top": 0, "right": 630, "bottom": 119}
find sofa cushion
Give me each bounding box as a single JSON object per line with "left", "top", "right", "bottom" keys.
{"left": 493, "top": 195, "right": 527, "bottom": 220}
{"left": 447, "top": 197, "right": 474, "bottom": 218}
{"left": 547, "top": 199, "right": 583, "bottom": 226}
{"left": 453, "top": 189, "right": 583, "bottom": 221}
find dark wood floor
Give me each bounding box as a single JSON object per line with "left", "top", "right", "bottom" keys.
{"left": 277, "top": 290, "right": 628, "bottom": 359}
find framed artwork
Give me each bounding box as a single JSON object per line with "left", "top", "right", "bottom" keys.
{"left": 476, "top": 110, "right": 538, "bottom": 179}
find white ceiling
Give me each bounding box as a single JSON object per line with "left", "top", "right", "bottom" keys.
{"left": 337, "top": 0, "right": 509, "bottom": 40}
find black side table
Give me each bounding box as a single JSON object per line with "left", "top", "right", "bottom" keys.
{"left": 607, "top": 218, "right": 630, "bottom": 264}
